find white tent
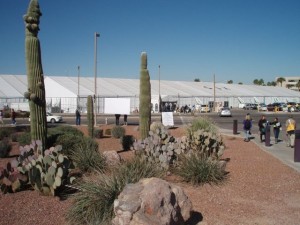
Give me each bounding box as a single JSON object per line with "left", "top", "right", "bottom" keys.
{"left": 0, "top": 74, "right": 300, "bottom": 113}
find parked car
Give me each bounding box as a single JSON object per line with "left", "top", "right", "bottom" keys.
{"left": 243, "top": 103, "right": 257, "bottom": 110}
{"left": 218, "top": 107, "right": 232, "bottom": 117}
{"left": 200, "top": 105, "right": 210, "bottom": 113}
{"left": 29, "top": 112, "right": 63, "bottom": 123}
{"left": 267, "top": 103, "right": 285, "bottom": 112}
{"left": 258, "top": 103, "right": 267, "bottom": 111}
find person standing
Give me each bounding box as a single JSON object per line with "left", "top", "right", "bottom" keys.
{"left": 123, "top": 114, "right": 128, "bottom": 126}
{"left": 286, "top": 115, "right": 296, "bottom": 148}
{"left": 243, "top": 114, "right": 252, "bottom": 142}
{"left": 11, "top": 108, "right": 16, "bottom": 125}
{"left": 0, "top": 109, "right": 4, "bottom": 126}
{"left": 270, "top": 117, "right": 281, "bottom": 144}
{"left": 75, "top": 108, "right": 81, "bottom": 125}
{"left": 115, "top": 114, "right": 121, "bottom": 125}
{"left": 258, "top": 115, "right": 267, "bottom": 143}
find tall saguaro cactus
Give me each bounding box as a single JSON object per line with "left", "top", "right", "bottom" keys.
{"left": 87, "top": 95, "right": 94, "bottom": 137}
{"left": 139, "top": 52, "right": 151, "bottom": 139}
{"left": 23, "top": 0, "right": 47, "bottom": 152}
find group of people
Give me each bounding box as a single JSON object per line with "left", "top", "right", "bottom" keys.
{"left": 243, "top": 114, "right": 296, "bottom": 147}
{"left": 0, "top": 108, "right": 16, "bottom": 125}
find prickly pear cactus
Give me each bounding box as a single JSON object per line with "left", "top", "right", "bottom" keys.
{"left": 23, "top": 0, "right": 47, "bottom": 152}
{"left": 139, "top": 52, "right": 151, "bottom": 139}
{"left": 87, "top": 95, "right": 94, "bottom": 137}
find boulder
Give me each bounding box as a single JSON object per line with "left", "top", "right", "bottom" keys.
{"left": 103, "top": 150, "right": 122, "bottom": 166}
{"left": 112, "top": 177, "right": 193, "bottom": 225}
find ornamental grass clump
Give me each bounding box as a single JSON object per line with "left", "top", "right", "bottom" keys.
{"left": 66, "top": 155, "right": 163, "bottom": 225}
{"left": 69, "top": 137, "right": 106, "bottom": 173}
{"left": 172, "top": 152, "right": 228, "bottom": 186}
{"left": 186, "top": 116, "right": 218, "bottom": 136}
{"left": 111, "top": 125, "right": 125, "bottom": 139}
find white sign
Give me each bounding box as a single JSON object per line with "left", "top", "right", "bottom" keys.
{"left": 104, "top": 98, "right": 130, "bottom": 115}
{"left": 162, "top": 112, "right": 174, "bottom": 126}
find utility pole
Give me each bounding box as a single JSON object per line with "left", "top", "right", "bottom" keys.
{"left": 213, "top": 74, "right": 216, "bottom": 112}
{"left": 158, "top": 65, "right": 161, "bottom": 112}
{"left": 94, "top": 32, "right": 100, "bottom": 127}
{"left": 77, "top": 65, "right": 80, "bottom": 108}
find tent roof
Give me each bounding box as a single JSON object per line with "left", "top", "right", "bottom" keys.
{"left": 0, "top": 74, "right": 299, "bottom": 99}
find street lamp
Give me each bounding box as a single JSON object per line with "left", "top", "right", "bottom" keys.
{"left": 94, "top": 32, "right": 100, "bottom": 126}
{"left": 77, "top": 65, "right": 80, "bottom": 108}
{"left": 158, "top": 65, "right": 161, "bottom": 112}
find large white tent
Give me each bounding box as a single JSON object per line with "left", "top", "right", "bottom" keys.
{"left": 0, "top": 74, "right": 300, "bottom": 113}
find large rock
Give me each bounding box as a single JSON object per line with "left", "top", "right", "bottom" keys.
{"left": 103, "top": 150, "right": 122, "bottom": 166}
{"left": 112, "top": 177, "right": 193, "bottom": 225}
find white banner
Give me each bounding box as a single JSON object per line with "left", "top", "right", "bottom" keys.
{"left": 162, "top": 112, "right": 174, "bottom": 126}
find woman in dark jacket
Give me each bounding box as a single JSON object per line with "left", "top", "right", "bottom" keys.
{"left": 258, "top": 115, "right": 267, "bottom": 143}
{"left": 270, "top": 117, "right": 281, "bottom": 144}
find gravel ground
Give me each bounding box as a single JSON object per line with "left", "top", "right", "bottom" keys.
{"left": 0, "top": 125, "right": 300, "bottom": 225}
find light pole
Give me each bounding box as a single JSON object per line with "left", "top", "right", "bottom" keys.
{"left": 158, "top": 65, "right": 161, "bottom": 112}
{"left": 94, "top": 32, "right": 100, "bottom": 127}
{"left": 77, "top": 65, "right": 80, "bottom": 106}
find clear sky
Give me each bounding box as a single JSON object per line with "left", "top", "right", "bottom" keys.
{"left": 1, "top": 0, "right": 300, "bottom": 84}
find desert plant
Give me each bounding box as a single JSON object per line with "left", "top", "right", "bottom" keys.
{"left": 0, "top": 162, "right": 28, "bottom": 194}
{"left": 0, "top": 129, "right": 11, "bottom": 141}
{"left": 69, "top": 137, "right": 106, "bottom": 173}
{"left": 66, "top": 156, "right": 163, "bottom": 225}
{"left": 10, "top": 133, "right": 18, "bottom": 142}
{"left": 120, "top": 135, "right": 134, "bottom": 151}
{"left": 139, "top": 52, "right": 151, "bottom": 139}
{"left": 111, "top": 125, "right": 125, "bottom": 139}
{"left": 0, "top": 140, "right": 12, "bottom": 158}
{"left": 55, "top": 133, "right": 85, "bottom": 156}
{"left": 172, "top": 152, "right": 228, "bottom": 185}
{"left": 186, "top": 117, "right": 218, "bottom": 136}
{"left": 23, "top": 0, "right": 47, "bottom": 151}
{"left": 17, "top": 132, "right": 32, "bottom": 146}
{"left": 104, "top": 128, "right": 111, "bottom": 136}
{"left": 13, "top": 141, "right": 75, "bottom": 196}
{"left": 94, "top": 129, "right": 103, "bottom": 139}
{"left": 87, "top": 95, "right": 94, "bottom": 137}
{"left": 134, "top": 125, "right": 181, "bottom": 169}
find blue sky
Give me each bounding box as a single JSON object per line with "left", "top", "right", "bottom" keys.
{"left": 1, "top": 0, "right": 300, "bottom": 84}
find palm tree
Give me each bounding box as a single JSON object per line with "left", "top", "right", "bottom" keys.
{"left": 276, "top": 77, "right": 286, "bottom": 87}
{"left": 253, "top": 79, "right": 259, "bottom": 85}
{"left": 296, "top": 80, "right": 300, "bottom": 91}
{"left": 194, "top": 78, "right": 200, "bottom": 82}
{"left": 227, "top": 80, "right": 233, "bottom": 84}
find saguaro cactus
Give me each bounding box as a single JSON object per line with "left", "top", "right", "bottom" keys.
{"left": 23, "top": 0, "right": 47, "bottom": 152}
{"left": 87, "top": 95, "right": 94, "bottom": 137}
{"left": 139, "top": 52, "right": 151, "bottom": 139}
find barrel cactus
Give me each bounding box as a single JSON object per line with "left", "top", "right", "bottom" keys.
{"left": 87, "top": 95, "right": 94, "bottom": 137}
{"left": 23, "top": 0, "right": 47, "bottom": 152}
{"left": 139, "top": 52, "right": 151, "bottom": 139}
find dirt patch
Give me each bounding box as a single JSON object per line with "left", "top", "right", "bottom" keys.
{"left": 1, "top": 125, "right": 300, "bottom": 225}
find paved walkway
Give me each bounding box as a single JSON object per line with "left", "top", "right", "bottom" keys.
{"left": 219, "top": 128, "right": 300, "bottom": 173}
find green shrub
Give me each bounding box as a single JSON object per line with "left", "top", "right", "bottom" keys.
{"left": 104, "top": 129, "right": 111, "bottom": 136}
{"left": 111, "top": 125, "right": 125, "bottom": 138}
{"left": 94, "top": 129, "right": 103, "bottom": 139}
{"left": 10, "top": 133, "right": 18, "bottom": 142}
{"left": 0, "top": 140, "right": 12, "bottom": 158}
{"left": 55, "top": 133, "right": 85, "bottom": 156}
{"left": 186, "top": 117, "right": 218, "bottom": 136}
{"left": 120, "top": 135, "right": 134, "bottom": 151}
{"left": 66, "top": 156, "right": 163, "bottom": 225}
{"left": 70, "top": 137, "right": 106, "bottom": 173}
{"left": 17, "top": 132, "right": 31, "bottom": 146}
{"left": 172, "top": 152, "right": 228, "bottom": 185}
{"left": 0, "top": 129, "right": 11, "bottom": 140}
